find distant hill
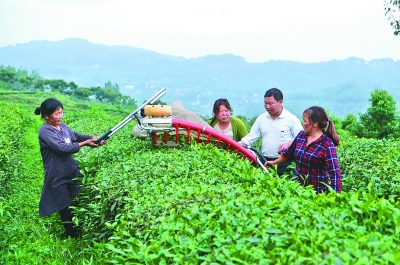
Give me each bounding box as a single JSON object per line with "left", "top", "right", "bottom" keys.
{"left": 1, "top": 38, "right": 399, "bottom": 119}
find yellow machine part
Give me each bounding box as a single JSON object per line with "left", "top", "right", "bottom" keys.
{"left": 143, "top": 105, "right": 172, "bottom": 117}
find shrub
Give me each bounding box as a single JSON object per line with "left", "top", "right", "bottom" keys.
{"left": 338, "top": 137, "right": 400, "bottom": 199}
{"left": 0, "top": 102, "right": 32, "bottom": 194}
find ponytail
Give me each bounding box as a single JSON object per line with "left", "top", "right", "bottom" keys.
{"left": 326, "top": 119, "right": 340, "bottom": 146}
{"left": 303, "top": 106, "right": 340, "bottom": 146}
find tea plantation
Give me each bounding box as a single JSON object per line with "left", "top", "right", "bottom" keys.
{"left": 1, "top": 100, "right": 400, "bottom": 264}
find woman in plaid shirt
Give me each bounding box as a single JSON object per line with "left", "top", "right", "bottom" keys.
{"left": 265, "top": 106, "right": 342, "bottom": 193}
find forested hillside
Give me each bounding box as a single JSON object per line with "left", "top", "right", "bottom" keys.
{"left": 1, "top": 38, "right": 399, "bottom": 119}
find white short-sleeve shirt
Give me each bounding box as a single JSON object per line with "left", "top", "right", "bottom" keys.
{"left": 241, "top": 108, "right": 303, "bottom": 158}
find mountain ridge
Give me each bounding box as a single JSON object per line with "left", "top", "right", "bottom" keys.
{"left": 1, "top": 38, "right": 399, "bottom": 119}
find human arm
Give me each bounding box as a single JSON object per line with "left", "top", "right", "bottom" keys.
{"left": 325, "top": 145, "right": 342, "bottom": 193}
{"left": 239, "top": 116, "right": 262, "bottom": 146}
{"left": 39, "top": 125, "right": 105, "bottom": 155}
{"left": 78, "top": 137, "right": 106, "bottom": 148}
{"left": 264, "top": 154, "right": 286, "bottom": 168}
{"left": 39, "top": 126, "right": 82, "bottom": 155}
{"left": 265, "top": 133, "right": 298, "bottom": 168}
{"left": 278, "top": 116, "right": 303, "bottom": 152}
{"left": 67, "top": 124, "right": 106, "bottom": 148}
{"left": 278, "top": 140, "right": 293, "bottom": 153}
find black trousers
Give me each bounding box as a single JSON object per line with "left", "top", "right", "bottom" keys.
{"left": 264, "top": 157, "right": 290, "bottom": 176}
{"left": 58, "top": 205, "right": 80, "bottom": 238}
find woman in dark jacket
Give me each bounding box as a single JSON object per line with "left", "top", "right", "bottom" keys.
{"left": 35, "top": 98, "right": 106, "bottom": 238}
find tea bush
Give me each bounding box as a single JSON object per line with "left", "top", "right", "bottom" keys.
{"left": 338, "top": 136, "right": 400, "bottom": 199}
{"left": 75, "top": 138, "right": 400, "bottom": 264}
{"left": 0, "top": 102, "right": 32, "bottom": 195}
{"left": 1, "top": 100, "right": 400, "bottom": 264}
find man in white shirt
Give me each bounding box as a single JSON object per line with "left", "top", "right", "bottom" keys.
{"left": 240, "top": 88, "right": 303, "bottom": 175}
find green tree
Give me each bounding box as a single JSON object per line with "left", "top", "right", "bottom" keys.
{"left": 0, "top": 66, "right": 42, "bottom": 91}
{"left": 342, "top": 113, "right": 361, "bottom": 136}
{"left": 104, "top": 81, "right": 120, "bottom": 93}
{"left": 235, "top": 115, "right": 250, "bottom": 131}
{"left": 0, "top": 68, "right": 17, "bottom": 86}
{"left": 34, "top": 79, "right": 78, "bottom": 95}
{"left": 75, "top": 87, "right": 92, "bottom": 99}
{"left": 120, "top": 95, "right": 138, "bottom": 109}
{"left": 0, "top": 81, "right": 6, "bottom": 90}
{"left": 90, "top": 86, "right": 106, "bottom": 102}
{"left": 47, "top": 79, "right": 78, "bottom": 95}
{"left": 34, "top": 79, "right": 48, "bottom": 91}
{"left": 358, "top": 89, "right": 400, "bottom": 139}
{"left": 384, "top": 0, "right": 400, "bottom": 35}
{"left": 249, "top": 115, "right": 258, "bottom": 127}
{"left": 103, "top": 89, "right": 121, "bottom": 104}
{"left": 19, "top": 76, "right": 34, "bottom": 90}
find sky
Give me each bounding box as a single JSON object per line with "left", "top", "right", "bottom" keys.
{"left": 0, "top": 0, "right": 399, "bottom": 63}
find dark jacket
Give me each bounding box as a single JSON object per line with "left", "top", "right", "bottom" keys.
{"left": 38, "top": 122, "right": 92, "bottom": 217}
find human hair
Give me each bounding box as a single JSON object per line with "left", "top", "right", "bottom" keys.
{"left": 264, "top": 88, "right": 283, "bottom": 101}
{"left": 210, "top": 98, "right": 231, "bottom": 124}
{"left": 212, "top": 98, "right": 231, "bottom": 116}
{"left": 303, "top": 106, "right": 340, "bottom": 146}
{"left": 34, "top": 98, "right": 63, "bottom": 119}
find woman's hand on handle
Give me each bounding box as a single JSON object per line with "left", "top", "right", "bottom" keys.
{"left": 264, "top": 157, "right": 284, "bottom": 168}
{"left": 79, "top": 137, "right": 107, "bottom": 148}
{"left": 91, "top": 136, "right": 107, "bottom": 147}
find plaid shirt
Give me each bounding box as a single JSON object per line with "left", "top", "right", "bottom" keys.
{"left": 281, "top": 131, "right": 342, "bottom": 193}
